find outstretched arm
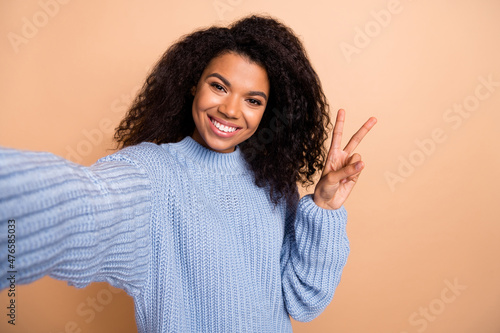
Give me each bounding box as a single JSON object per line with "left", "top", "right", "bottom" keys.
{"left": 0, "top": 146, "right": 151, "bottom": 296}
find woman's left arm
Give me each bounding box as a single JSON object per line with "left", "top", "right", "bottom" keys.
{"left": 280, "top": 193, "right": 349, "bottom": 322}
{"left": 280, "top": 109, "right": 376, "bottom": 321}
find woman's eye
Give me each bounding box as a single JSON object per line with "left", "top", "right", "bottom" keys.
{"left": 211, "top": 83, "right": 225, "bottom": 92}
{"left": 248, "top": 99, "right": 262, "bottom": 106}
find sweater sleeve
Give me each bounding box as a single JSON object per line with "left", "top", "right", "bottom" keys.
{"left": 0, "top": 146, "right": 151, "bottom": 297}
{"left": 280, "top": 193, "right": 349, "bottom": 322}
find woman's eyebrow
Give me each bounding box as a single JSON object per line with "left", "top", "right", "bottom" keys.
{"left": 206, "top": 73, "right": 268, "bottom": 101}
{"left": 206, "top": 73, "right": 231, "bottom": 87}
{"left": 248, "top": 90, "right": 268, "bottom": 101}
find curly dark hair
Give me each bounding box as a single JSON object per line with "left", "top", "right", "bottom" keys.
{"left": 114, "top": 14, "right": 332, "bottom": 207}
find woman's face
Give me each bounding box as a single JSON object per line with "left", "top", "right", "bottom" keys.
{"left": 191, "top": 52, "right": 270, "bottom": 153}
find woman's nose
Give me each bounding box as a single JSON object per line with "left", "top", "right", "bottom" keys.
{"left": 218, "top": 97, "right": 240, "bottom": 119}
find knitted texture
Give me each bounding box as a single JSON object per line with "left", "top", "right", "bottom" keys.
{"left": 0, "top": 136, "right": 350, "bottom": 332}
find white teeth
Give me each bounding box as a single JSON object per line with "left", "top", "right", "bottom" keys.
{"left": 211, "top": 118, "right": 237, "bottom": 133}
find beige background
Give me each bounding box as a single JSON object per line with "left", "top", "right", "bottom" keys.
{"left": 1, "top": 0, "right": 499, "bottom": 332}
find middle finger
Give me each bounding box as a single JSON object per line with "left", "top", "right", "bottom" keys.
{"left": 343, "top": 117, "right": 377, "bottom": 155}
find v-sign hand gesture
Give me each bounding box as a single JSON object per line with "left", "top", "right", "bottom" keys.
{"left": 313, "top": 109, "right": 377, "bottom": 210}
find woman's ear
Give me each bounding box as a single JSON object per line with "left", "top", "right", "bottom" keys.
{"left": 191, "top": 86, "right": 196, "bottom": 96}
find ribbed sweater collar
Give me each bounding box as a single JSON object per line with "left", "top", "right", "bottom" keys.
{"left": 166, "top": 136, "right": 249, "bottom": 174}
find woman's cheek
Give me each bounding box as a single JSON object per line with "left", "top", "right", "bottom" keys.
{"left": 251, "top": 110, "right": 266, "bottom": 130}
{"left": 203, "top": 92, "right": 222, "bottom": 109}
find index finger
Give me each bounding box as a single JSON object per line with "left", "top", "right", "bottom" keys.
{"left": 343, "top": 116, "right": 377, "bottom": 155}
{"left": 331, "top": 109, "right": 346, "bottom": 151}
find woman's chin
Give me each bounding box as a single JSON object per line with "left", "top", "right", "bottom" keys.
{"left": 206, "top": 141, "right": 237, "bottom": 153}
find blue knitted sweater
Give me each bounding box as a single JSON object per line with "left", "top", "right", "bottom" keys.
{"left": 0, "top": 136, "right": 349, "bottom": 332}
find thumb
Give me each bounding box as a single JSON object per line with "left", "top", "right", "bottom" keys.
{"left": 327, "top": 161, "right": 364, "bottom": 184}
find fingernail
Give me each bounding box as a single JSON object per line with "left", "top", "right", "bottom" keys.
{"left": 355, "top": 162, "right": 363, "bottom": 170}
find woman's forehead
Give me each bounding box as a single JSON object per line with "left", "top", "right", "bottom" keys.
{"left": 201, "top": 53, "right": 269, "bottom": 93}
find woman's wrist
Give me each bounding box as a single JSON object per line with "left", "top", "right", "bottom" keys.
{"left": 312, "top": 193, "right": 338, "bottom": 210}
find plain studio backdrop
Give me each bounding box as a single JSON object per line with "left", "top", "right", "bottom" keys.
{"left": 1, "top": 1, "right": 499, "bottom": 332}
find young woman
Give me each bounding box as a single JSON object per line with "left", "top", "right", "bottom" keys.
{"left": 0, "top": 15, "right": 376, "bottom": 332}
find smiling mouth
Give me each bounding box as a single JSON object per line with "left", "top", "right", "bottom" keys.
{"left": 209, "top": 116, "right": 240, "bottom": 133}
